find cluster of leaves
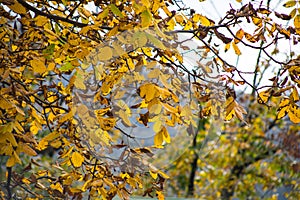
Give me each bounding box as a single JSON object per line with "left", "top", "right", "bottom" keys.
{"left": 166, "top": 96, "right": 300, "bottom": 199}
{"left": 0, "top": 0, "right": 299, "bottom": 199}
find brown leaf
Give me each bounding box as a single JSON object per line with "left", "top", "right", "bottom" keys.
{"left": 138, "top": 111, "right": 149, "bottom": 126}
{"left": 275, "top": 12, "right": 292, "bottom": 20}
{"left": 214, "top": 29, "right": 232, "bottom": 44}
{"left": 257, "top": 8, "right": 271, "bottom": 15}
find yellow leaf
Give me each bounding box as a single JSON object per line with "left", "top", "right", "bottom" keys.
{"left": 22, "top": 178, "right": 31, "bottom": 185}
{"left": 8, "top": 1, "right": 27, "bottom": 14}
{"left": 161, "top": 102, "right": 177, "bottom": 113}
{"left": 79, "top": 7, "right": 91, "bottom": 18}
{"left": 94, "top": 107, "right": 110, "bottom": 117}
{"left": 277, "top": 106, "right": 288, "bottom": 119}
{"left": 112, "top": 41, "right": 126, "bottom": 57}
{"left": 48, "top": 62, "right": 55, "bottom": 71}
{"left": 224, "top": 42, "right": 230, "bottom": 52}
{"left": 6, "top": 155, "right": 16, "bottom": 167}
{"left": 50, "top": 182, "right": 63, "bottom": 193}
{"left": 234, "top": 28, "right": 244, "bottom": 43}
{"left": 279, "top": 98, "right": 289, "bottom": 107}
{"left": 224, "top": 97, "right": 246, "bottom": 121}
{"left": 0, "top": 17, "right": 7, "bottom": 25}
{"left": 156, "top": 191, "right": 165, "bottom": 200}
{"left": 35, "top": 16, "right": 48, "bottom": 26}
{"left": 232, "top": 42, "right": 241, "bottom": 55}
{"left": 107, "top": 26, "right": 119, "bottom": 37}
{"left": 6, "top": 151, "right": 21, "bottom": 167}
{"left": 141, "top": 9, "right": 152, "bottom": 27}
{"left": 166, "top": 18, "right": 176, "bottom": 31}
{"left": 225, "top": 108, "right": 235, "bottom": 121}
{"left": 277, "top": 26, "right": 291, "bottom": 38}
{"left": 7, "top": 132, "right": 18, "bottom": 147}
{"left": 292, "top": 87, "right": 299, "bottom": 101}
{"left": 236, "top": 0, "right": 242, "bottom": 2}
{"left": 161, "top": 126, "right": 170, "bottom": 143}
{"left": 71, "top": 151, "right": 84, "bottom": 168}
{"left": 69, "top": 187, "right": 82, "bottom": 194}
{"left": 37, "top": 139, "right": 48, "bottom": 151}
{"left": 14, "top": 121, "right": 24, "bottom": 133}
{"left": 126, "top": 57, "right": 135, "bottom": 70}
{"left": 290, "top": 8, "right": 297, "bottom": 18}
{"left": 81, "top": 179, "right": 92, "bottom": 192}
{"left": 252, "top": 16, "right": 262, "bottom": 27}
{"left": 11, "top": 45, "right": 17, "bottom": 51}
{"left": 192, "top": 14, "right": 200, "bottom": 22}
{"left": 59, "top": 146, "right": 74, "bottom": 159}
{"left": 113, "top": 90, "right": 126, "bottom": 100}
{"left": 158, "top": 170, "right": 169, "bottom": 179}
{"left": 101, "top": 82, "right": 113, "bottom": 96}
{"left": 244, "top": 32, "right": 257, "bottom": 43}
{"left": 30, "top": 59, "right": 47, "bottom": 74}
{"left": 149, "top": 170, "right": 158, "bottom": 179}
{"left": 199, "top": 15, "right": 211, "bottom": 26}
{"left": 175, "top": 52, "right": 183, "bottom": 63}
{"left": 258, "top": 90, "right": 269, "bottom": 103}
{"left": 288, "top": 106, "right": 300, "bottom": 123}
{"left": 96, "top": 116, "right": 116, "bottom": 131}
{"left": 154, "top": 23, "right": 171, "bottom": 41}
{"left": 98, "top": 46, "right": 113, "bottom": 61}
{"left": 91, "top": 179, "right": 103, "bottom": 187}
{"left": 283, "top": 1, "right": 296, "bottom": 8}
{"left": 153, "top": 120, "right": 162, "bottom": 132}
{"left": 154, "top": 129, "right": 163, "bottom": 147}
{"left": 22, "top": 143, "right": 37, "bottom": 156}
{"left": 43, "top": 131, "right": 60, "bottom": 142}
{"left": 294, "top": 15, "right": 300, "bottom": 33}
{"left": 50, "top": 140, "right": 62, "bottom": 148}
{"left": 139, "top": 83, "right": 159, "bottom": 102}
{"left": 155, "top": 86, "right": 173, "bottom": 100}
{"left": 74, "top": 69, "right": 86, "bottom": 90}
{"left": 149, "top": 103, "right": 162, "bottom": 115}
{"left": 148, "top": 68, "right": 160, "bottom": 79}
{"left": 184, "top": 21, "right": 193, "bottom": 30}
{"left": 59, "top": 109, "right": 75, "bottom": 124}
{"left": 161, "top": 3, "right": 172, "bottom": 17}
{"left": 141, "top": 0, "right": 151, "bottom": 8}
{"left": 175, "top": 14, "right": 184, "bottom": 24}
{"left": 119, "top": 109, "right": 132, "bottom": 126}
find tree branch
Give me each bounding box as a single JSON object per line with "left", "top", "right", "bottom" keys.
{"left": 6, "top": 167, "right": 12, "bottom": 200}
{"left": 17, "top": 0, "right": 112, "bottom": 30}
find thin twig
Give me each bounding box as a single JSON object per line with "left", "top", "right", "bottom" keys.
{"left": 17, "top": 0, "right": 111, "bottom": 29}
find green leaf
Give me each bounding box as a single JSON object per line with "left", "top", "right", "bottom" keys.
{"left": 43, "top": 44, "right": 55, "bottom": 59}
{"left": 146, "top": 33, "right": 166, "bottom": 50}
{"left": 59, "top": 62, "right": 74, "bottom": 72}
{"left": 109, "top": 4, "right": 124, "bottom": 18}
{"left": 132, "top": 31, "right": 148, "bottom": 48}
{"left": 141, "top": 9, "right": 152, "bottom": 27}
{"left": 283, "top": 1, "right": 296, "bottom": 8}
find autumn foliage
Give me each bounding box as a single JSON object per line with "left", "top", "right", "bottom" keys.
{"left": 0, "top": 0, "right": 300, "bottom": 199}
